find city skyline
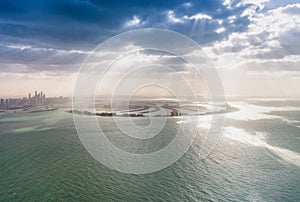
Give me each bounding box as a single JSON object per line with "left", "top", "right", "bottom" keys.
{"left": 0, "top": 90, "right": 69, "bottom": 109}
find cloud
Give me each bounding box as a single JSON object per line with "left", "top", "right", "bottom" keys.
{"left": 182, "top": 2, "right": 192, "bottom": 8}
{"left": 238, "top": 0, "right": 270, "bottom": 9}
{"left": 215, "top": 27, "right": 226, "bottom": 34}
{"left": 167, "top": 10, "right": 184, "bottom": 23}
{"left": 0, "top": 0, "right": 299, "bottom": 79}
{"left": 125, "top": 15, "right": 142, "bottom": 27}
{"left": 188, "top": 13, "right": 212, "bottom": 20}
{"left": 0, "top": 44, "right": 89, "bottom": 73}
{"left": 205, "top": 3, "right": 300, "bottom": 73}
{"left": 0, "top": 0, "right": 252, "bottom": 50}
{"left": 167, "top": 11, "right": 213, "bottom": 24}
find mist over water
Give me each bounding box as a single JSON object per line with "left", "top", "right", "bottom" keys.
{"left": 0, "top": 100, "right": 300, "bottom": 201}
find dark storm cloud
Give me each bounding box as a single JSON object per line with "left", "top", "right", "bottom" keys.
{"left": 0, "top": 0, "right": 260, "bottom": 72}
{"left": 0, "top": 0, "right": 252, "bottom": 47}
{"left": 0, "top": 44, "right": 87, "bottom": 65}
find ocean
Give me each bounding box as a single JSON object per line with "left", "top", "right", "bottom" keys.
{"left": 1, "top": 99, "right": 300, "bottom": 201}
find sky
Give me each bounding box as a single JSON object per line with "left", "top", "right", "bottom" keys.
{"left": 0, "top": 0, "right": 299, "bottom": 98}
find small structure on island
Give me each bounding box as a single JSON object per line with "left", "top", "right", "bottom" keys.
{"left": 171, "top": 109, "right": 181, "bottom": 116}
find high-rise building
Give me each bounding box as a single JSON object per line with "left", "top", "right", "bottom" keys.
{"left": 28, "top": 93, "right": 31, "bottom": 105}
{"left": 40, "top": 91, "right": 44, "bottom": 104}
{"left": 42, "top": 93, "right": 46, "bottom": 104}
{"left": 34, "top": 91, "right": 38, "bottom": 105}
{"left": 0, "top": 98, "right": 4, "bottom": 109}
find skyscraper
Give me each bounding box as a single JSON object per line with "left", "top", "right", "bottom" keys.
{"left": 28, "top": 93, "right": 31, "bottom": 105}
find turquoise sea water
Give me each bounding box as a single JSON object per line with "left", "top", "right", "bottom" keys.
{"left": 0, "top": 100, "right": 300, "bottom": 201}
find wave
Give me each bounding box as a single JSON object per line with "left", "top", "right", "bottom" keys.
{"left": 12, "top": 126, "right": 54, "bottom": 133}
{"left": 223, "top": 127, "right": 300, "bottom": 167}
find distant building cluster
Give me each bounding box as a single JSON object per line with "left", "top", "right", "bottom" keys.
{"left": 170, "top": 110, "right": 181, "bottom": 116}
{"left": 0, "top": 91, "right": 70, "bottom": 110}
{"left": 28, "top": 91, "right": 46, "bottom": 105}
